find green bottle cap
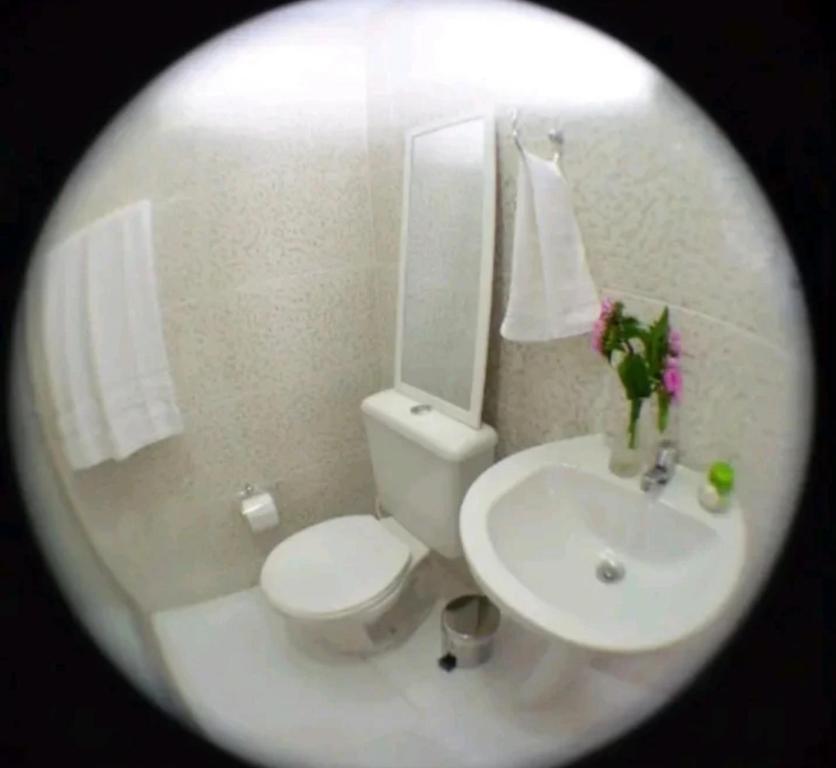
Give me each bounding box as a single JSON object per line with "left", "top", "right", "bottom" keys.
{"left": 709, "top": 462, "right": 734, "bottom": 496}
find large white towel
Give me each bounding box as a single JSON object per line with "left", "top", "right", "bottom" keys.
{"left": 500, "top": 147, "right": 599, "bottom": 342}
{"left": 42, "top": 200, "right": 183, "bottom": 469}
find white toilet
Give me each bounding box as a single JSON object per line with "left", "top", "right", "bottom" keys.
{"left": 260, "top": 389, "right": 497, "bottom": 654}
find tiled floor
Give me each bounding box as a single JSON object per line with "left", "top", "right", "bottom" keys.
{"left": 152, "top": 583, "right": 673, "bottom": 768}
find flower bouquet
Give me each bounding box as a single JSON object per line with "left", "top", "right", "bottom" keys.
{"left": 592, "top": 298, "right": 682, "bottom": 475}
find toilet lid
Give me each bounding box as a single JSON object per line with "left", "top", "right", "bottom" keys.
{"left": 260, "top": 515, "right": 412, "bottom": 619}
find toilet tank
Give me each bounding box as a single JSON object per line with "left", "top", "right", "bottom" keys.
{"left": 361, "top": 390, "right": 497, "bottom": 559}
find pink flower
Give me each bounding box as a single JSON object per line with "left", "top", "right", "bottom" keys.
{"left": 663, "top": 363, "right": 683, "bottom": 403}
{"left": 591, "top": 318, "right": 605, "bottom": 352}
{"left": 668, "top": 328, "right": 682, "bottom": 357}
{"left": 592, "top": 298, "right": 616, "bottom": 353}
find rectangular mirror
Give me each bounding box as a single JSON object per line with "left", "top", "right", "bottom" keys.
{"left": 395, "top": 114, "right": 496, "bottom": 428}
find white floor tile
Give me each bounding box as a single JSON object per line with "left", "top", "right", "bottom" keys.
{"left": 355, "top": 729, "right": 469, "bottom": 768}
{"left": 153, "top": 586, "right": 659, "bottom": 768}
{"left": 154, "top": 588, "right": 421, "bottom": 768}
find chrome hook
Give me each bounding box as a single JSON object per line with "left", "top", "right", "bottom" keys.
{"left": 510, "top": 108, "right": 564, "bottom": 153}
{"left": 510, "top": 108, "right": 522, "bottom": 150}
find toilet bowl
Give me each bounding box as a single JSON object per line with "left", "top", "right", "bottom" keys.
{"left": 261, "top": 514, "right": 433, "bottom": 654}
{"left": 259, "top": 389, "right": 497, "bottom": 655}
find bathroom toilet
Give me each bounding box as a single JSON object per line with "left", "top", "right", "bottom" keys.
{"left": 260, "top": 389, "right": 497, "bottom": 654}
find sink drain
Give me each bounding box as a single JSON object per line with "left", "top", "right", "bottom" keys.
{"left": 596, "top": 556, "right": 625, "bottom": 584}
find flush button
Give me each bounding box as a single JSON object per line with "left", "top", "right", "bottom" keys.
{"left": 410, "top": 404, "right": 432, "bottom": 415}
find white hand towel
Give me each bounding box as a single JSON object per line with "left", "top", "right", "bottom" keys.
{"left": 501, "top": 147, "right": 599, "bottom": 342}
{"left": 43, "top": 201, "right": 183, "bottom": 469}
{"left": 42, "top": 229, "right": 111, "bottom": 469}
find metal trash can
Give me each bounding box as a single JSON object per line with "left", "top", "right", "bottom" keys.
{"left": 439, "top": 595, "right": 500, "bottom": 670}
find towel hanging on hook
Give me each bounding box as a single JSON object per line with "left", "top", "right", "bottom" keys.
{"left": 502, "top": 109, "right": 599, "bottom": 342}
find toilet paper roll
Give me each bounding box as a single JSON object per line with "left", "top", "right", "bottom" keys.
{"left": 241, "top": 492, "right": 279, "bottom": 533}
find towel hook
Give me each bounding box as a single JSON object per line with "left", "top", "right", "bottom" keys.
{"left": 510, "top": 108, "right": 564, "bottom": 154}
{"left": 510, "top": 108, "right": 523, "bottom": 151}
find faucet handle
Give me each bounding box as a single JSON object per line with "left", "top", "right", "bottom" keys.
{"left": 655, "top": 440, "right": 678, "bottom": 470}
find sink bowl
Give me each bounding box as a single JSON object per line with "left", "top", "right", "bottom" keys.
{"left": 460, "top": 434, "right": 745, "bottom": 654}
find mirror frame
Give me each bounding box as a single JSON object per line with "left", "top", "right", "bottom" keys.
{"left": 394, "top": 113, "right": 496, "bottom": 429}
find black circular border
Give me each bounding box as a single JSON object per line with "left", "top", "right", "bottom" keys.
{"left": 1, "top": 1, "right": 831, "bottom": 766}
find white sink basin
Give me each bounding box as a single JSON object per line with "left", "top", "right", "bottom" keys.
{"left": 460, "top": 434, "right": 745, "bottom": 654}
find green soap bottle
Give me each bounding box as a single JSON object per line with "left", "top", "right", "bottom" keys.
{"left": 699, "top": 461, "right": 735, "bottom": 512}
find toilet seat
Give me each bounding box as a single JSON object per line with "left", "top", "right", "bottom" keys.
{"left": 260, "top": 515, "right": 412, "bottom": 620}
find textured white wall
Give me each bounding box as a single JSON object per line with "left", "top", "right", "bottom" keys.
{"left": 364, "top": 0, "right": 813, "bottom": 604}
{"left": 26, "top": 3, "right": 381, "bottom": 612}
{"left": 22, "top": 0, "right": 813, "bottom": 628}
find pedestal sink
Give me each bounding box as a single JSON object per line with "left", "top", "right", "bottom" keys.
{"left": 460, "top": 434, "right": 745, "bottom": 698}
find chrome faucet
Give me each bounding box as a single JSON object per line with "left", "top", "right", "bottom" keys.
{"left": 641, "top": 440, "right": 679, "bottom": 492}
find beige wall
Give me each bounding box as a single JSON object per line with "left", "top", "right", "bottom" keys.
{"left": 24, "top": 0, "right": 813, "bottom": 619}
{"left": 28, "top": 5, "right": 381, "bottom": 612}
{"left": 364, "top": 0, "right": 812, "bottom": 590}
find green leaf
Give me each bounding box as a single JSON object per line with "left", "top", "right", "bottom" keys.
{"left": 620, "top": 317, "right": 647, "bottom": 344}
{"left": 628, "top": 398, "right": 643, "bottom": 449}
{"left": 657, "top": 389, "right": 670, "bottom": 433}
{"left": 602, "top": 322, "right": 621, "bottom": 361}
{"left": 618, "top": 352, "right": 651, "bottom": 400}
{"left": 645, "top": 307, "right": 670, "bottom": 380}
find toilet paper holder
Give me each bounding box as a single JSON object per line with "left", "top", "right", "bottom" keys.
{"left": 238, "top": 483, "right": 280, "bottom": 533}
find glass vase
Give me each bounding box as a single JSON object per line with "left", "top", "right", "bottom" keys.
{"left": 608, "top": 400, "right": 646, "bottom": 478}
{"left": 647, "top": 393, "right": 680, "bottom": 465}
